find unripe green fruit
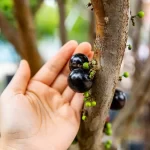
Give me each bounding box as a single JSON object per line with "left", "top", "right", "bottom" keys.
{"left": 90, "top": 71, "right": 96, "bottom": 76}
{"left": 89, "top": 70, "right": 96, "bottom": 79}
{"left": 123, "top": 72, "right": 129, "bottom": 78}
{"left": 106, "top": 140, "right": 112, "bottom": 145}
{"left": 84, "top": 91, "right": 90, "bottom": 97}
{"left": 104, "top": 143, "right": 111, "bottom": 149}
{"left": 85, "top": 101, "right": 92, "bottom": 107}
{"left": 105, "top": 128, "right": 112, "bottom": 136}
{"left": 128, "top": 45, "right": 132, "bottom": 50}
{"left": 106, "top": 123, "right": 112, "bottom": 129}
{"left": 137, "top": 11, "right": 144, "bottom": 18}
{"left": 83, "top": 62, "right": 90, "bottom": 70}
{"left": 82, "top": 115, "right": 87, "bottom": 121}
{"left": 84, "top": 97, "right": 87, "bottom": 101}
{"left": 91, "top": 101, "right": 97, "bottom": 106}
{"left": 92, "top": 60, "right": 97, "bottom": 65}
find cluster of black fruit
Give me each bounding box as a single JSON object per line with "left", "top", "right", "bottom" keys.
{"left": 68, "top": 53, "right": 94, "bottom": 93}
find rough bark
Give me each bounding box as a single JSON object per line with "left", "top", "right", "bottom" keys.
{"left": 0, "top": 13, "right": 27, "bottom": 58}
{"left": 88, "top": 12, "right": 95, "bottom": 45}
{"left": 56, "top": 0, "right": 67, "bottom": 45}
{"left": 78, "top": 0, "right": 129, "bottom": 150}
{"left": 13, "top": 0, "right": 43, "bottom": 76}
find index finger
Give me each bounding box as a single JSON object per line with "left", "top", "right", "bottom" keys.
{"left": 32, "top": 40, "right": 78, "bottom": 85}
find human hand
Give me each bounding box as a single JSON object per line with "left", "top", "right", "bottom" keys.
{"left": 0, "top": 41, "right": 93, "bottom": 150}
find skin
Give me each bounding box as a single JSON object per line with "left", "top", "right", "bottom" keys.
{"left": 0, "top": 41, "right": 93, "bottom": 150}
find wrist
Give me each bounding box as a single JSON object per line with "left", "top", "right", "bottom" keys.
{"left": 0, "top": 142, "right": 57, "bottom": 150}
{"left": 0, "top": 137, "right": 67, "bottom": 150}
{"left": 0, "top": 139, "right": 18, "bottom": 150}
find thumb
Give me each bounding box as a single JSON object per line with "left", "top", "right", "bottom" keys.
{"left": 7, "top": 60, "right": 31, "bottom": 94}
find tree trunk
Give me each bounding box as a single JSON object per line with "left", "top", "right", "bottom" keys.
{"left": 144, "top": 102, "right": 150, "bottom": 150}
{"left": 131, "top": 0, "right": 143, "bottom": 86}
{"left": 113, "top": 59, "right": 150, "bottom": 141}
{"left": 32, "top": 0, "right": 44, "bottom": 15}
{"left": 88, "top": 12, "right": 95, "bottom": 45}
{"left": 78, "top": 0, "right": 129, "bottom": 150}
{"left": 143, "top": 27, "right": 150, "bottom": 150}
{"left": 56, "top": 0, "right": 67, "bottom": 45}
{"left": 0, "top": 13, "right": 27, "bottom": 59}
{"left": 13, "top": 0, "right": 43, "bottom": 76}
{"left": 112, "top": 0, "right": 149, "bottom": 141}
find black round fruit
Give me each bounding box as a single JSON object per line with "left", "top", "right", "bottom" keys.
{"left": 69, "top": 53, "right": 89, "bottom": 71}
{"left": 110, "top": 89, "right": 127, "bottom": 110}
{"left": 68, "top": 68, "right": 93, "bottom": 93}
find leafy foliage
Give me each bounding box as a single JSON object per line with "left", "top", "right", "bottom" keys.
{"left": 0, "top": 0, "right": 89, "bottom": 42}
{"left": 0, "top": 0, "right": 14, "bottom": 22}
{"left": 68, "top": 16, "right": 89, "bottom": 42}
{"left": 35, "top": 4, "right": 59, "bottom": 38}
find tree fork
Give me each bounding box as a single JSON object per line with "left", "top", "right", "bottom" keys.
{"left": 78, "top": 0, "right": 129, "bottom": 150}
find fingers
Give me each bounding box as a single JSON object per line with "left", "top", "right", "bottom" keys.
{"left": 51, "top": 42, "right": 93, "bottom": 94}
{"left": 32, "top": 40, "right": 78, "bottom": 85}
{"left": 5, "top": 60, "right": 31, "bottom": 94}
{"left": 62, "top": 86, "right": 75, "bottom": 103}
{"left": 70, "top": 93, "right": 84, "bottom": 119}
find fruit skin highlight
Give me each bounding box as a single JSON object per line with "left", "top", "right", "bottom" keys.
{"left": 110, "top": 89, "right": 127, "bottom": 110}
{"left": 68, "top": 68, "right": 93, "bottom": 93}
{"left": 69, "top": 53, "right": 89, "bottom": 71}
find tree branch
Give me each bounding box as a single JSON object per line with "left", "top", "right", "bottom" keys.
{"left": 13, "top": 0, "right": 43, "bottom": 76}
{"left": 112, "top": 0, "right": 146, "bottom": 142}
{"left": 78, "top": 0, "right": 130, "bottom": 149}
{"left": 131, "top": 0, "right": 143, "bottom": 85}
{"left": 32, "top": 0, "right": 44, "bottom": 15}
{"left": 0, "top": 12, "right": 27, "bottom": 58}
{"left": 56, "top": 0, "right": 67, "bottom": 45}
{"left": 113, "top": 60, "right": 150, "bottom": 141}
{"left": 88, "top": 12, "right": 95, "bottom": 45}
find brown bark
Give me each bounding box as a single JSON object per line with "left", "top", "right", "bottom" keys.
{"left": 78, "top": 1, "right": 130, "bottom": 150}
{"left": 56, "top": 0, "right": 67, "bottom": 45}
{"left": 0, "top": 13, "right": 27, "bottom": 58}
{"left": 13, "top": 0, "right": 43, "bottom": 76}
{"left": 88, "top": 12, "right": 95, "bottom": 45}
